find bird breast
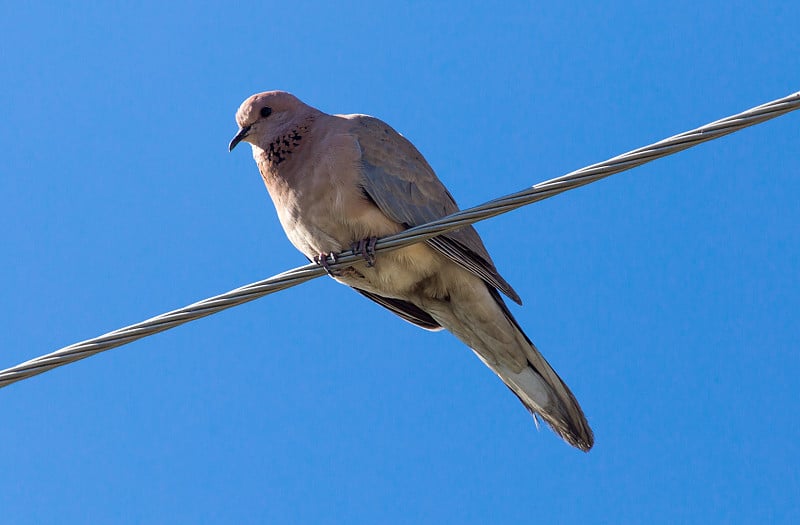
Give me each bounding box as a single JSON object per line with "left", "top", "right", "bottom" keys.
{"left": 255, "top": 130, "right": 447, "bottom": 301}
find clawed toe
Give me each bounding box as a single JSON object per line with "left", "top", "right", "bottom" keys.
{"left": 314, "top": 252, "right": 340, "bottom": 276}
{"left": 351, "top": 236, "right": 378, "bottom": 267}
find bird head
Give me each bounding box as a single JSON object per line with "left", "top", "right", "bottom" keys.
{"left": 228, "top": 90, "right": 307, "bottom": 152}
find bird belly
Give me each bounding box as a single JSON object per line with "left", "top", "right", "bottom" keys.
{"left": 334, "top": 241, "right": 448, "bottom": 301}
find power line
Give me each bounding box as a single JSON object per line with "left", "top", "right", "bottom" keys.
{"left": 1, "top": 91, "right": 798, "bottom": 389}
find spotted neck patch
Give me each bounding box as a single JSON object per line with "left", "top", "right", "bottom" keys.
{"left": 266, "top": 125, "right": 308, "bottom": 165}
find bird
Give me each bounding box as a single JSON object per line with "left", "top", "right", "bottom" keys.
{"left": 229, "top": 91, "right": 593, "bottom": 451}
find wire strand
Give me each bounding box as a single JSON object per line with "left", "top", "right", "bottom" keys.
{"left": 2, "top": 91, "right": 798, "bottom": 388}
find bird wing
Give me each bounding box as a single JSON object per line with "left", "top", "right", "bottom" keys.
{"left": 352, "top": 288, "right": 443, "bottom": 331}
{"left": 347, "top": 114, "right": 521, "bottom": 305}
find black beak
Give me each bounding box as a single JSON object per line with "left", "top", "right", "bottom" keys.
{"left": 228, "top": 125, "right": 251, "bottom": 152}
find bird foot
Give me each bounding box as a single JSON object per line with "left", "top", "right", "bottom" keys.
{"left": 313, "top": 252, "right": 341, "bottom": 276}
{"left": 351, "top": 236, "right": 378, "bottom": 267}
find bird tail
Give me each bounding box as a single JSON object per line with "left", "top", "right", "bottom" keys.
{"left": 494, "top": 347, "right": 594, "bottom": 451}
{"left": 493, "top": 291, "right": 593, "bottom": 451}
{"left": 438, "top": 286, "right": 594, "bottom": 451}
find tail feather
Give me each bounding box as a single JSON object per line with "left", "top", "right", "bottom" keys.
{"left": 499, "top": 358, "right": 594, "bottom": 451}
{"left": 430, "top": 283, "right": 594, "bottom": 451}
{"left": 489, "top": 287, "right": 594, "bottom": 451}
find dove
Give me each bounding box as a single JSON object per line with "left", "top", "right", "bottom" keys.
{"left": 229, "top": 91, "right": 593, "bottom": 451}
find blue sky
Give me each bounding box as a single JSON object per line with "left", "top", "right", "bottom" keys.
{"left": 1, "top": 2, "right": 798, "bottom": 523}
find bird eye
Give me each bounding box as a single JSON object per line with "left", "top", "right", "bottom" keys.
{"left": 260, "top": 106, "right": 272, "bottom": 118}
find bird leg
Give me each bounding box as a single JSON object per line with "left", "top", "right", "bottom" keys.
{"left": 351, "top": 236, "right": 378, "bottom": 267}
{"left": 313, "top": 252, "right": 340, "bottom": 276}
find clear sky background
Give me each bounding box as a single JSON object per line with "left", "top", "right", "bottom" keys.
{"left": 1, "top": 2, "right": 798, "bottom": 523}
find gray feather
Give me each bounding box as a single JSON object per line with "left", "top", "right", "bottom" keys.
{"left": 354, "top": 288, "right": 443, "bottom": 331}
{"left": 352, "top": 115, "right": 521, "bottom": 304}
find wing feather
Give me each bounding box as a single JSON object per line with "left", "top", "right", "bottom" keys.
{"left": 353, "top": 288, "right": 443, "bottom": 331}
{"left": 348, "top": 115, "right": 522, "bottom": 305}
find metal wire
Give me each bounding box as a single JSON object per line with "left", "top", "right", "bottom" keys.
{"left": 2, "top": 91, "right": 798, "bottom": 389}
